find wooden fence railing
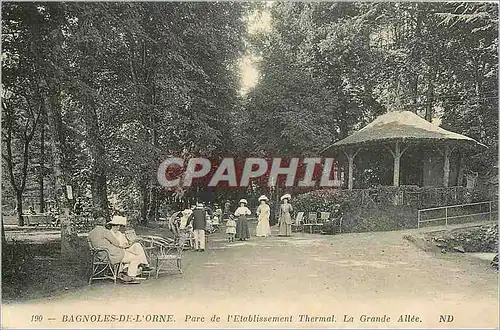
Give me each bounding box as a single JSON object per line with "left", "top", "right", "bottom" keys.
{"left": 335, "top": 186, "right": 490, "bottom": 209}
{"left": 417, "top": 201, "right": 497, "bottom": 228}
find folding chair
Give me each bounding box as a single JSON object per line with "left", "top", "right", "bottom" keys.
{"left": 302, "top": 212, "right": 318, "bottom": 234}
{"left": 292, "top": 212, "right": 304, "bottom": 232}
{"left": 87, "top": 237, "right": 123, "bottom": 285}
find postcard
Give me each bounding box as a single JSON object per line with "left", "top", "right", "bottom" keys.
{"left": 2, "top": 1, "right": 498, "bottom": 329}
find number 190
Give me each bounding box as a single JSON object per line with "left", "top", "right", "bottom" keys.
{"left": 31, "top": 315, "right": 43, "bottom": 322}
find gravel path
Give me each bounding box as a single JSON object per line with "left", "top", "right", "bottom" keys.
{"left": 3, "top": 222, "right": 498, "bottom": 328}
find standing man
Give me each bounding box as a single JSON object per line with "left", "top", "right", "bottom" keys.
{"left": 189, "top": 203, "right": 207, "bottom": 252}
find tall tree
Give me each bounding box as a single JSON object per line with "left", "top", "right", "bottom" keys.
{"left": 1, "top": 98, "right": 42, "bottom": 225}
{"left": 2, "top": 3, "right": 46, "bottom": 225}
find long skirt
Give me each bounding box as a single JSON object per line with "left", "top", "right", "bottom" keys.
{"left": 256, "top": 213, "right": 271, "bottom": 237}
{"left": 235, "top": 215, "right": 250, "bottom": 240}
{"left": 278, "top": 213, "right": 292, "bottom": 237}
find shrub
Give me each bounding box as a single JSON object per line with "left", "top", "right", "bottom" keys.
{"left": 293, "top": 189, "right": 353, "bottom": 214}
{"left": 429, "top": 224, "right": 498, "bottom": 252}
{"left": 293, "top": 187, "right": 494, "bottom": 234}
{"left": 294, "top": 188, "right": 418, "bottom": 233}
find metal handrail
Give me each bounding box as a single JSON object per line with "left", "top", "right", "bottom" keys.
{"left": 418, "top": 201, "right": 493, "bottom": 212}
{"left": 417, "top": 201, "right": 495, "bottom": 228}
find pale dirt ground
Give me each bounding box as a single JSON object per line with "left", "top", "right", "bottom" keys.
{"left": 2, "top": 221, "right": 499, "bottom": 329}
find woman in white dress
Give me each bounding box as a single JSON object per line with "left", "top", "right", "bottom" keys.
{"left": 234, "top": 199, "right": 251, "bottom": 240}
{"left": 255, "top": 195, "right": 271, "bottom": 237}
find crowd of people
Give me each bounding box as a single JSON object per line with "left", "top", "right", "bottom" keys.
{"left": 216, "top": 193, "right": 294, "bottom": 242}
{"left": 169, "top": 193, "right": 295, "bottom": 245}
{"left": 87, "top": 193, "right": 295, "bottom": 284}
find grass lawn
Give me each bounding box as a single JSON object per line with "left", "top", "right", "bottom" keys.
{"left": 2, "top": 224, "right": 174, "bottom": 303}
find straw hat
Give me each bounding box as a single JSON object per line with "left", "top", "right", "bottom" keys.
{"left": 280, "top": 193, "right": 292, "bottom": 201}
{"left": 239, "top": 199, "right": 248, "bottom": 205}
{"left": 258, "top": 195, "right": 269, "bottom": 202}
{"left": 108, "top": 215, "right": 127, "bottom": 226}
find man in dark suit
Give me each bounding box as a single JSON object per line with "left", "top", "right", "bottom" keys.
{"left": 188, "top": 203, "right": 207, "bottom": 252}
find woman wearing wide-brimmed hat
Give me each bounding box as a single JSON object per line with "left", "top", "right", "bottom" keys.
{"left": 234, "top": 198, "right": 251, "bottom": 241}
{"left": 255, "top": 195, "right": 271, "bottom": 237}
{"left": 278, "top": 193, "right": 293, "bottom": 237}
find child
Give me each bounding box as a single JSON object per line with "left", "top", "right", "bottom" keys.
{"left": 225, "top": 214, "right": 237, "bottom": 242}
{"left": 213, "top": 207, "right": 222, "bottom": 227}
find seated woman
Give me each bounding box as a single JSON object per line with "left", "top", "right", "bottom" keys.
{"left": 89, "top": 217, "right": 139, "bottom": 284}
{"left": 106, "top": 216, "right": 153, "bottom": 280}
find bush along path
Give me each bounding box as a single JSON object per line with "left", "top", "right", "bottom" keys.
{"left": 409, "top": 224, "right": 499, "bottom": 269}
{"left": 425, "top": 224, "right": 498, "bottom": 253}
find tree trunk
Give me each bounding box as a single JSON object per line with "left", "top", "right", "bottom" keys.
{"left": 425, "top": 56, "right": 437, "bottom": 122}
{"left": 16, "top": 191, "right": 24, "bottom": 226}
{"left": 82, "top": 95, "right": 110, "bottom": 221}
{"left": 140, "top": 180, "right": 150, "bottom": 224}
{"left": 39, "top": 118, "right": 45, "bottom": 213}
{"left": 147, "top": 112, "right": 159, "bottom": 223}
{"left": 424, "top": 77, "right": 434, "bottom": 122}
{"left": 1, "top": 215, "right": 6, "bottom": 244}
{"left": 411, "top": 5, "right": 421, "bottom": 112}
{"left": 146, "top": 184, "right": 156, "bottom": 222}
{"left": 40, "top": 80, "right": 76, "bottom": 258}
{"left": 42, "top": 86, "right": 69, "bottom": 211}
{"left": 2, "top": 98, "right": 40, "bottom": 227}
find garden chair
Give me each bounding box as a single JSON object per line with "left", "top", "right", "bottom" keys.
{"left": 139, "top": 234, "right": 174, "bottom": 260}
{"left": 292, "top": 211, "right": 304, "bottom": 232}
{"left": 319, "top": 212, "right": 330, "bottom": 223}
{"left": 307, "top": 212, "right": 328, "bottom": 234}
{"left": 167, "top": 211, "right": 194, "bottom": 248}
{"left": 316, "top": 212, "right": 330, "bottom": 234}
{"left": 302, "top": 212, "right": 318, "bottom": 234}
{"left": 87, "top": 237, "right": 124, "bottom": 285}
{"left": 179, "top": 227, "right": 195, "bottom": 249}
{"left": 142, "top": 234, "right": 186, "bottom": 278}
